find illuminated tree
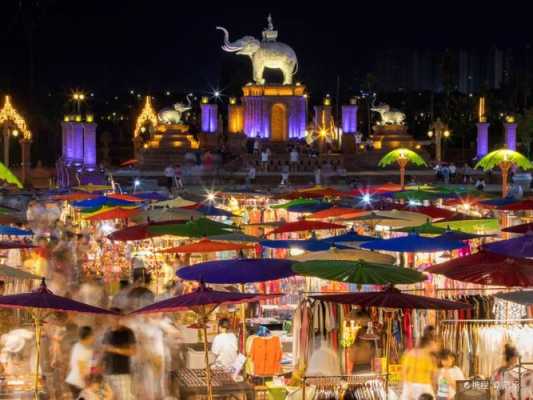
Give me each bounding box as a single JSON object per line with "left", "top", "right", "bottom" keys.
{"left": 378, "top": 148, "right": 427, "bottom": 189}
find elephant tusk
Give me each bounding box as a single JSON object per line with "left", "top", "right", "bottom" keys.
{"left": 222, "top": 44, "right": 240, "bottom": 52}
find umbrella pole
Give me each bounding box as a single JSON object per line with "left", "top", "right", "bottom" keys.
{"left": 240, "top": 284, "right": 246, "bottom": 351}
{"left": 385, "top": 312, "right": 392, "bottom": 400}
{"left": 201, "top": 310, "right": 214, "bottom": 400}
{"left": 32, "top": 312, "right": 42, "bottom": 400}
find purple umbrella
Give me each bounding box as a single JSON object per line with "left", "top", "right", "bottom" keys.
{"left": 0, "top": 279, "right": 116, "bottom": 398}
{"left": 485, "top": 233, "right": 533, "bottom": 257}
{"left": 177, "top": 258, "right": 295, "bottom": 284}
{"left": 132, "top": 282, "right": 280, "bottom": 400}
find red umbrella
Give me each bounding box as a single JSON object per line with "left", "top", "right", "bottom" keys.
{"left": 132, "top": 282, "right": 279, "bottom": 400}
{"left": 107, "top": 219, "right": 187, "bottom": 241}
{"left": 498, "top": 199, "right": 533, "bottom": 211}
{"left": 393, "top": 204, "right": 458, "bottom": 220}
{"left": 349, "top": 183, "right": 404, "bottom": 196}
{"left": 266, "top": 220, "right": 345, "bottom": 236}
{"left": 51, "top": 192, "right": 98, "bottom": 202}
{"left": 0, "top": 279, "right": 116, "bottom": 397}
{"left": 120, "top": 159, "right": 138, "bottom": 167}
{"left": 106, "top": 193, "right": 144, "bottom": 202}
{"left": 159, "top": 238, "right": 254, "bottom": 253}
{"left": 274, "top": 187, "right": 346, "bottom": 200}
{"left": 426, "top": 249, "right": 533, "bottom": 287}
{"left": 84, "top": 207, "right": 141, "bottom": 221}
{"left": 309, "top": 207, "right": 367, "bottom": 220}
{"left": 502, "top": 222, "right": 533, "bottom": 234}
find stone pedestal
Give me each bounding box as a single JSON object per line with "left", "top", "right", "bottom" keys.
{"left": 504, "top": 123, "right": 517, "bottom": 151}
{"left": 476, "top": 122, "right": 490, "bottom": 158}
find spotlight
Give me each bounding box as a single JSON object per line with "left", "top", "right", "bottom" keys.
{"left": 134, "top": 179, "right": 141, "bottom": 187}
{"left": 362, "top": 194, "right": 372, "bottom": 204}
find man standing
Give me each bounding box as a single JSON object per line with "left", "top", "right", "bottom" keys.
{"left": 103, "top": 310, "right": 136, "bottom": 400}
{"left": 66, "top": 326, "right": 95, "bottom": 398}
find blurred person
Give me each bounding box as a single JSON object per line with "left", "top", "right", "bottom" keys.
{"left": 78, "top": 373, "right": 114, "bottom": 400}
{"left": 492, "top": 344, "right": 520, "bottom": 400}
{"left": 66, "top": 326, "right": 96, "bottom": 398}
{"left": 280, "top": 163, "right": 290, "bottom": 186}
{"left": 212, "top": 318, "right": 238, "bottom": 371}
{"left": 436, "top": 349, "right": 464, "bottom": 400}
{"left": 164, "top": 164, "right": 175, "bottom": 192}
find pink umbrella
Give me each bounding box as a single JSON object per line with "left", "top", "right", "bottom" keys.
{"left": 0, "top": 279, "right": 116, "bottom": 398}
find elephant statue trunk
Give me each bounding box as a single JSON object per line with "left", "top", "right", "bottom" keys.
{"left": 216, "top": 26, "right": 241, "bottom": 52}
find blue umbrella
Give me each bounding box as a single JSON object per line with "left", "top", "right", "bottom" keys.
{"left": 196, "top": 205, "right": 234, "bottom": 217}
{"left": 321, "top": 229, "right": 377, "bottom": 244}
{"left": 287, "top": 202, "right": 332, "bottom": 214}
{"left": 479, "top": 198, "right": 517, "bottom": 207}
{"left": 260, "top": 239, "right": 332, "bottom": 252}
{"left": 360, "top": 232, "right": 465, "bottom": 253}
{"left": 485, "top": 234, "right": 533, "bottom": 258}
{"left": 436, "top": 230, "right": 494, "bottom": 241}
{"left": 177, "top": 258, "right": 295, "bottom": 284}
{"left": 134, "top": 192, "right": 168, "bottom": 201}
{"left": 72, "top": 196, "right": 136, "bottom": 208}
{"left": 0, "top": 225, "right": 33, "bottom": 236}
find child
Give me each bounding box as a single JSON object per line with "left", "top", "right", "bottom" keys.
{"left": 78, "top": 373, "right": 114, "bottom": 400}
{"left": 436, "top": 349, "right": 465, "bottom": 400}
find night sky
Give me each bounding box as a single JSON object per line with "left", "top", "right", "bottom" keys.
{"left": 2, "top": 1, "right": 531, "bottom": 99}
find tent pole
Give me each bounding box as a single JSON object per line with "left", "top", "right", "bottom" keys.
{"left": 32, "top": 311, "right": 42, "bottom": 400}
{"left": 201, "top": 310, "right": 214, "bottom": 400}
{"left": 240, "top": 283, "right": 246, "bottom": 351}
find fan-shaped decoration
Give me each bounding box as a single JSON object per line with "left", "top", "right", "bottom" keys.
{"left": 0, "top": 161, "right": 22, "bottom": 188}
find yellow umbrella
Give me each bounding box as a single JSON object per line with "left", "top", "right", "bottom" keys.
{"left": 289, "top": 248, "right": 395, "bottom": 264}
{"left": 74, "top": 184, "right": 113, "bottom": 193}
{"left": 373, "top": 210, "right": 429, "bottom": 229}
{"left": 152, "top": 196, "right": 197, "bottom": 208}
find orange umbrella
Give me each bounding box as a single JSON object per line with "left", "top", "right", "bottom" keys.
{"left": 275, "top": 186, "right": 346, "bottom": 200}
{"left": 309, "top": 207, "right": 367, "bottom": 220}
{"left": 106, "top": 193, "right": 144, "bottom": 202}
{"left": 159, "top": 238, "right": 254, "bottom": 253}
{"left": 51, "top": 192, "right": 98, "bottom": 202}
{"left": 120, "top": 159, "right": 138, "bottom": 167}
{"left": 84, "top": 207, "right": 141, "bottom": 221}
{"left": 267, "top": 220, "right": 345, "bottom": 236}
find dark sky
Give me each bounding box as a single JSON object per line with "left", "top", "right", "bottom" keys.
{"left": 1, "top": 1, "right": 532, "bottom": 98}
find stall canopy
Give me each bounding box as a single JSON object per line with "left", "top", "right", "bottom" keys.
{"left": 293, "top": 260, "right": 426, "bottom": 285}
{"left": 159, "top": 238, "right": 254, "bottom": 253}
{"left": 51, "top": 192, "right": 98, "bottom": 202}
{"left": 266, "top": 220, "right": 345, "bottom": 236}
{"left": 0, "top": 241, "right": 36, "bottom": 249}
{"left": 502, "top": 222, "right": 533, "bottom": 234}
{"left": 260, "top": 239, "right": 332, "bottom": 252}
{"left": 390, "top": 205, "right": 457, "bottom": 220}
{"left": 207, "top": 232, "right": 261, "bottom": 243}
{"left": 320, "top": 230, "right": 377, "bottom": 244}
{"left": 393, "top": 221, "right": 448, "bottom": 235}
{"left": 134, "top": 192, "right": 168, "bottom": 201}
{"left": 360, "top": 232, "right": 465, "bottom": 253}
{"left": 495, "top": 291, "right": 533, "bottom": 306}
{"left": 0, "top": 225, "right": 33, "bottom": 236}
{"left": 426, "top": 250, "right": 533, "bottom": 287}
{"left": 151, "top": 196, "right": 196, "bottom": 208}
{"left": 287, "top": 202, "right": 333, "bottom": 214}
{"left": 271, "top": 198, "right": 322, "bottom": 209}
{"left": 435, "top": 230, "right": 494, "bottom": 241}
{"left": 72, "top": 196, "right": 137, "bottom": 208}
{"left": 485, "top": 234, "right": 533, "bottom": 258}
{"left": 177, "top": 258, "right": 295, "bottom": 284}
{"left": 433, "top": 218, "right": 499, "bottom": 234}
{"left": 497, "top": 199, "right": 533, "bottom": 211}
{"left": 83, "top": 207, "right": 141, "bottom": 221}
{"left": 148, "top": 218, "right": 237, "bottom": 238}
{"left": 309, "top": 207, "right": 367, "bottom": 220}
{"left": 132, "top": 207, "right": 202, "bottom": 223}
{"left": 289, "top": 248, "right": 395, "bottom": 264}
{"left": 0, "top": 265, "right": 39, "bottom": 280}
{"left": 107, "top": 220, "right": 187, "bottom": 241}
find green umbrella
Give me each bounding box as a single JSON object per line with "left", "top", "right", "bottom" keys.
{"left": 393, "top": 190, "right": 440, "bottom": 201}
{"left": 433, "top": 218, "right": 499, "bottom": 234}
{"left": 292, "top": 259, "right": 426, "bottom": 285}
{"left": 207, "top": 232, "right": 261, "bottom": 243}
{"left": 0, "top": 265, "right": 40, "bottom": 280}
{"left": 393, "top": 221, "right": 448, "bottom": 235}
{"left": 148, "top": 217, "right": 238, "bottom": 238}
{"left": 271, "top": 198, "right": 320, "bottom": 209}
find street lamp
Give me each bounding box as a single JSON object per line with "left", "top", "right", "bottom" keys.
{"left": 428, "top": 118, "right": 451, "bottom": 162}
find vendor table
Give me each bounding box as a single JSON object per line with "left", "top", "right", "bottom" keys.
{"left": 174, "top": 368, "right": 255, "bottom": 400}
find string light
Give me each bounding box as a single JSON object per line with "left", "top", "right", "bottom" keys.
{"left": 0, "top": 96, "right": 32, "bottom": 140}
{"left": 134, "top": 96, "right": 158, "bottom": 138}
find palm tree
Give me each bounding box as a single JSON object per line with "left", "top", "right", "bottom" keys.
{"left": 475, "top": 148, "right": 533, "bottom": 197}
{"left": 378, "top": 148, "right": 427, "bottom": 189}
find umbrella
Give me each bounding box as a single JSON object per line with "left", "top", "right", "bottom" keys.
{"left": 132, "top": 207, "right": 202, "bottom": 223}
{"left": 51, "top": 192, "right": 98, "bottom": 202}
{"left": 393, "top": 221, "right": 448, "bottom": 235}
{"left": 107, "top": 220, "right": 187, "bottom": 241}
{"left": 287, "top": 202, "right": 332, "bottom": 214}
{"left": 260, "top": 239, "right": 332, "bottom": 252}
{"left": 321, "top": 229, "right": 377, "bottom": 244}
{"left": 426, "top": 250, "right": 533, "bottom": 287}
{"left": 148, "top": 218, "right": 237, "bottom": 238}
{"left": 73, "top": 196, "right": 137, "bottom": 208}
{"left": 479, "top": 198, "right": 517, "bottom": 208}
{"left": 433, "top": 218, "right": 499, "bottom": 234}
{"left": 132, "top": 282, "right": 279, "bottom": 400}
{"left": 502, "top": 222, "right": 533, "bottom": 234}
{"left": 134, "top": 192, "right": 168, "bottom": 201}
{"left": 0, "top": 241, "right": 36, "bottom": 250}
{"left": 360, "top": 232, "right": 465, "bottom": 253}
{"left": 159, "top": 238, "right": 254, "bottom": 253}
{"left": 207, "top": 232, "right": 261, "bottom": 243}
{"left": 193, "top": 204, "right": 235, "bottom": 217}
{"left": 497, "top": 199, "right": 533, "bottom": 211}
{"left": 310, "top": 285, "right": 471, "bottom": 310}
{"left": 272, "top": 198, "right": 321, "bottom": 209}
{"left": 485, "top": 234, "right": 533, "bottom": 257}
{"left": 0, "top": 161, "right": 22, "bottom": 188}
{"left": 289, "top": 248, "right": 395, "bottom": 264}
{"left": 293, "top": 260, "right": 426, "bottom": 285}
{"left": 0, "top": 225, "right": 33, "bottom": 236}
{"left": 266, "top": 220, "right": 345, "bottom": 236}
{"left": 0, "top": 279, "right": 115, "bottom": 398}
{"left": 309, "top": 207, "right": 367, "bottom": 220}
{"left": 106, "top": 193, "right": 144, "bottom": 202}
{"left": 74, "top": 184, "right": 113, "bottom": 193}
{"left": 152, "top": 196, "right": 196, "bottom": 208}
{"left": 494, "top": 291, "right": 533, "bottom": 306}
{"left": 177, "top": 258, "right": 295, "bottom": 284}
{"left": 392, "top": 205, "right": 458, "bottom": 220}
{"left": 274, "top": 187, "right": 345, "bottom": 200}
{"left": 393, "top": 190, "right": 440, "bottom": 201}
{"left": 83, "top": 207, "right": 141, "bottom": 221}
{"left": 120, "top": 159, "right": 138, "bottom": 167}
{"left": 0, "top": 265, "right": 39, "bottom": 280}
{"left": 436, "top": 230, "right": 494, "bottom": 241}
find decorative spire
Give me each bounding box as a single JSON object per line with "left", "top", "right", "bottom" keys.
{"left": 262, "top": 14, "right": 278, "bottom": 42}
{"left": 0, "top": 96, "right": 32, "bottom": 140}
{"left": 134, "top": 96, "right": 158, "bottom": 138}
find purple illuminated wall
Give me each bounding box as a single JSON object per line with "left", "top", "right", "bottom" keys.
{"left": 83, "top": 123, "right": 97, "bottom": 168}
{"left": 313, "top": 106, "right": 332, "bottom": 128}
{"left": 201, "top": 104, "right": 218, "bottom": 133}
{"left": 476, "top": 123, "right": 489, "bottom": 158}
{"left": 243, "top": 95, "right": 307, "bottom": 139}
{"left": 342, "top": 105, "right": 358, "bottom": 133}
{"left": 504, "top": 123, "right": 517, "bottom": 151}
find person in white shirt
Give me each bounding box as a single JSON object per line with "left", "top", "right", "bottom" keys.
{"left": 246, "top": 165, "right": 256, "bottom": 186}
{"left": 164, "top": 165, "right": 175, "bottom": 191}
{"left": 66, "top": 326, "right": 96, "bottom": 398}
{"left": 261, "top": 150, "right": 269, "bottom": 171}
{"left": 211, "top": 318, "right": 238, "bottom": 371}
{"left": 289, "top": 148, "right": 299, "bottom": 171}
{"left": 436, "top": 350, "right": 465, "bottom": 400}
{"left": 281, "top": 163, "right": 290, "bottom": 186}
{"left": 449, "top": 163, "right": 457, "bottom": 183}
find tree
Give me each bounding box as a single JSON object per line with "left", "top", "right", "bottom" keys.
{"left": 518, "top": 109, "right": 533, "bottom": 158}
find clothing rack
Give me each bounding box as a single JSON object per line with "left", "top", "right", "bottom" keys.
{"left": 436, "top": 287, "right": 515, "bottom": 292}
{"left": 302, "top": 373, "right": 387, "bottom": 400}
{"left": 440, "top": 318, "right": 533, "bottom": 324}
